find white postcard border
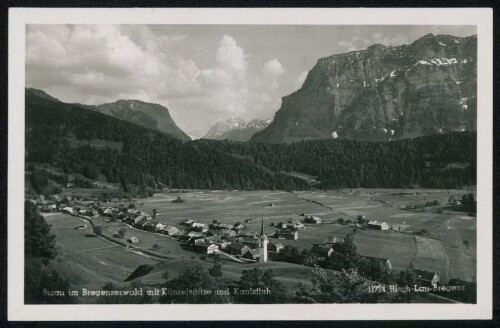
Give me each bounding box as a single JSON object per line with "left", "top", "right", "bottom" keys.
{"left": 8, "top": 7, "right": 493, "bottom": 321}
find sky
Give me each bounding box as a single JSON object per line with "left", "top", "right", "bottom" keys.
{"left": 25, "top": 25, "right": 476, "bottom": 136}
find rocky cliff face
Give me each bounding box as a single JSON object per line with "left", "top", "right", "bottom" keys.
{"left": 252, "top": 34, "right": 477, "bottom": 143}
{"left": 204, "top": 117, "right": 270, "bottom": 141}
{"left": 97, "top": 100, "right": 191, "bottom": 141}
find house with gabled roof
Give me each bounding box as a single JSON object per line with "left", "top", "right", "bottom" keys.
{"left": 180, "top": 219, "right": 196, "bottom": 226}
{"left": 367, "top": 220, "right": 389, "bottom": 231}
{"left": 414, "top": 269, "right": 440, "bottom": 287}
{"left": 192, "top": 243, "right": 219, "bottom": 255}
{"left": 227, "top": 243, "right": 251, "bottom": 257}
{"left": 310, "top": 244, "right": 334, "bottom": 258}
{"left": 243, "top": 249, "right": 260, "bottom": 261}
{"left": 276, "top": 229, "right": 298, "bottom": 240}
{"left": 161, "top": 225, "right": 179, "bottom": 236}
{"left": 360, "top": 255, "right": 392, "bottom": 270}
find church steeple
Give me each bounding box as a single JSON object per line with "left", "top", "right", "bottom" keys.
{"left": 258, "top": 218, "right": 268, "bottom": 262}
{"left": 260, "top": 218, "right": 266, "bottom": 238}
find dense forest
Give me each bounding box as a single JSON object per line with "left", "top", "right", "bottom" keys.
{"left": 26, "top": 90, "right": 476, "bottom": 192}
{"left": 25, "top": 201, "right": 76, "bottom": 303}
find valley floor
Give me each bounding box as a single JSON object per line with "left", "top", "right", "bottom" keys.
{"left": 41, "top": 188, "right": 476, "bottom": 303}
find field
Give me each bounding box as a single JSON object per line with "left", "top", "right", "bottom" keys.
{"left": 44, "top": 212, "right": 160, "bottom": 291}
{"left": 45, "top": 187, "right": 476, "bottom": 301}
{"left": 108, "top": 188, "right": 476, "bottom": 283}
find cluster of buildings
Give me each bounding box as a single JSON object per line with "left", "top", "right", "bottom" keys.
{"left": 269, "top": 215, "right": 322, "bottom": 241}
{"left": 181, "top": 219, "right": 270, "bottom": 263}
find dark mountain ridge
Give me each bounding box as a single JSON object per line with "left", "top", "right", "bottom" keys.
{"left": 26, "top": 88, "right": 475, "bottom": 191}
{"left": 97, "top": 99, "right": 191, "bottom": 141}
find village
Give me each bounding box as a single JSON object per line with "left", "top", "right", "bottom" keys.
{"left": 29, "top": 188, "right": 477, "bottom": 301}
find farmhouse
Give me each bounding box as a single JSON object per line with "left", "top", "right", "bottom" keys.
{"left": 367, "top": 220, "right": 389, "bottom": 231}
{"left": 143, "top": 220, "right": 159, "bottom": 231}
{"left": 310, "top": 244, "right": 334, "bottom": 258}
{"left": 127, "top": 236, "right": 140, "bottom": 244}
{"left": 209, "top": 223, "right": 233, "bottom": 230}
{"left": 62, "top": 207, "right": 74, "bottom": 214}
{"left": 269, "top": 243, "right": 284, "bottom": 253}
{"left": 414, "top": 269, "right": 440, "bottom": 287}
{"left": 137, "top": 220, "right": 150, "bottom": 229}
{"left": 276, "top": 229, "right": 298, "bottom": 240}
{"left": 325, "top": 236, "right": 345, "bottom": 244}
{"left": 360, "top": 256, "right": 392, "bottom": 270}
{"left": 186, "top": 231, "right": 204, "bottom": 239}
{"left": 103, "top": 208, "right": 113, "bottom": 216}
{"left": 305, "top": 216, "right": 322, "bottom": 224}
{"left": 161, "top": 225, "right": 179, "bottom": 236}
{"left": 191, "top": 222, "right": 209, "bottom": 232}
{"left": 243, "top": 249, "right": 260, "bottom": 261}
{"left": 287, "top": 218, "right": 305, "bottom": 228}
{"left": 180, "top": 219, "right": 196, "bottom": 226}
{"left": 219, "top": 229, "right": 237, "bottom": 237}
{"left": 236, "top": 236, "right": 259, "bottom": 248}
{"left": 237, "top": 230, "right": 257, "bottom": 237}
{"left": 155, "top": 222, "right": 167, "bottom": 231}
{"left": 233, "top": 222, "right": 246, "bottom": 230}
{"left": 275, "top": 222, "right": 289, "bottom": 229}
{"left": 192, "top": 243, "right": 219, "bottom": 254}
{"left": 189, "top": 236, "right": 209, "bottom": 245}
{"left": 227, "top": 243, "right": 251, "bottom": 257}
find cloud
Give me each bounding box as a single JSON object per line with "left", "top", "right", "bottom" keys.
{"left": 296, "top": 71, "right": 308, "bottom": 89}
{"left": 338, "top": 33, "right": 408, "bottom": 51}
{"left": 215, "top": 35, "right": 249, "bottom": 78}
{"left": 263, "top": 59, "right": 286, "bottom": 77}
{"left": 26, "top": 25, "right": 287, "bottom": 133}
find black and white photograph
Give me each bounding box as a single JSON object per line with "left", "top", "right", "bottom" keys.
{"left": 7, "top": 7, "right": 493, "bottom": 321}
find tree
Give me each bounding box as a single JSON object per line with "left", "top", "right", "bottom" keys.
{"left": 237, "top": 268, "right": 285, "bottom": 303}
{"left": 159, "top": 266, "right": 228, "bottom": 304}
{"left": 25, "top": 201, "right": 56, "bottom": 260}
{"left": 310, "top": 266, "right": 369, "bottom": 303}
{"left": 24, "top": 201, "right": 75, "bottom": 304}
{"left": 118, "top": 228, "right": 127, "bottom": 239}
{"left": 93, "top": 226, "right": 103, "bottom": 236}
{"left": 463, "top": 240, "right": 470, "bottom": 249}
{"left": 357, "top": 215, "right": 366, "bottom": 225}
{"left": 209, "top": 255, "right": 223, "bottom": 279}
{"left": 30, "top": 169, "right": 48, "bottom": 194}
{"left": 120, "top": 175, "right": 130, "bottom": 192}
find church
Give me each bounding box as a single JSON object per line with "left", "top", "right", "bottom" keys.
{"left": 258, "top": 219, "right": 268, "bottom": 263}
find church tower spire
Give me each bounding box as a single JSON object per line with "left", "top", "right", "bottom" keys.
{"left": 258, "top": 218, "right": 268, "bottom": 263}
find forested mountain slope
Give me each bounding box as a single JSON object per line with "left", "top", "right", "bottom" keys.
{"left": 26, "top": 88, "right": 475, "bottom": 190}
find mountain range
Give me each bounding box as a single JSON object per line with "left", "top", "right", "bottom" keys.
{"left": 252, "top": 33, "right": 477, "bottom": 143}
{"left": 203, "top": 117, "right": 271, "bottom": 142}
{"left": 25, "top": 88, "right": 191, "bottom": 141}
{"left": 26, "top": 33, "right": 477, "bottom": 145}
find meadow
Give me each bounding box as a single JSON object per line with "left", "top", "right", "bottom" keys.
{"left": 46, "top": 187, "right": 476, "bottom": 296}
